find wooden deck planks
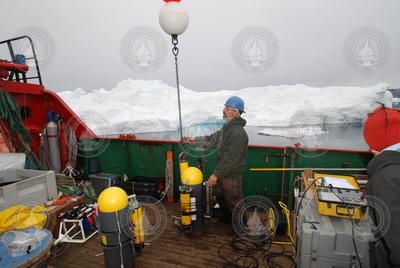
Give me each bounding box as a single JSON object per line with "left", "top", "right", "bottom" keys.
{"left": 49, "top": 202, "right": 295, "bottom": 268}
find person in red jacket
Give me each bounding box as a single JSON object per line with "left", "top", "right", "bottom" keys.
{"left": 363, "top": 106, "right": 400, "bottom": 268}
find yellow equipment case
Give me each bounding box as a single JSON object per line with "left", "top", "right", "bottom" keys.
{"left": 313, "top": 173, "right": 367, "bottom": 220}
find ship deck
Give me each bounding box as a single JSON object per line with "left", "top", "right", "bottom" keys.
{"left": 49, "top": 202, "right": 295, "bottom": 268}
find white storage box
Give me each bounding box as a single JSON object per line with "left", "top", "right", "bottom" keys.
{"left": 296, "top": 197, "right": 370, "bottom": 268}
{"left": 0, "top": 169, "right": 57, "bottom": 211}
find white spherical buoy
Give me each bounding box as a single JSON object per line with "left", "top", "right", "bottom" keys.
{"left": 159, "top": 0, "right": 189, "bottom": 36}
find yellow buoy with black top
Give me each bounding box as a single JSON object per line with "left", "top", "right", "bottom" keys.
{"left": 178, "top": 152, "right": 205, "bottom": 234}
{"left": 97, "top": 187, "right": 136, "bottom": 268}
{"left": 98, "top": 187, "right": 128, "bottom": 213}
{"left": 181, "top": 166, "right": 203, "bottom": 185}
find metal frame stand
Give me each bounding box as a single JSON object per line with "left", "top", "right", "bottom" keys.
{"left": 54, "top": 215, "right": 98, "bottom": 245}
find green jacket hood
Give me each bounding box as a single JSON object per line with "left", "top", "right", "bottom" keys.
{"left": 226, "top": 116, "right": 247, "bottom": 128}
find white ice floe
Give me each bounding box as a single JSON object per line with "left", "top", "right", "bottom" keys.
{"left": 58, "top": 80, "right": 389, "bottom": 137}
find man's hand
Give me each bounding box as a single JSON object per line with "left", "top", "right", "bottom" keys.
{"left": 208, "top": 174, "right": 218, "bottom": 187}
{"left": 182, "top": 137, "right": 195, "bottom": 144}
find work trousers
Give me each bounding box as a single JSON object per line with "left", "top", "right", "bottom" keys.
{"left": 214, "top": 175, "right": 243, "bottom": 221}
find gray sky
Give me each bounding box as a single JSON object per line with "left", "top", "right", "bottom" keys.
{"left": 1, "top": 0, "right": 399, "bottom": 92}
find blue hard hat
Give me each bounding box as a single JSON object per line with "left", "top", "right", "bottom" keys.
{"left": 225, "top": 96, "right": 245, "bottom": 112}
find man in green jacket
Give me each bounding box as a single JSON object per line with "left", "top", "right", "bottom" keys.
{"left": 187, "top": 96, "right": 248, "bottom": 224}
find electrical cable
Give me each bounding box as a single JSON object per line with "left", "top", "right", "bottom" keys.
{"left": 328, "top": 185, "right": 363, "bottom": 268}
{"left": 218, "top": 201, "right": 297, "bottom": 268}
{"left": 139, "top": 165, "right": 171, "bottom": 206}
{"left": 295, "top": 178, "right": 320, "bottom": 218}
{"left": 218, "top": 236, "right": 265, "bottom": 268}
{"left": 277, "top": 201, "right": 295, "bottom": 246}
{"left": 217, "top": 176, "right": 363, "bottom": 267}
{"left": 296, "top": 178, "right": 363, "bottom": 267}
{"left": 293, "top": 177, "right": 323, "bottom": 261}
{"left": 218, "top": 236, "right": 296, "bottom": 268}
{"left": 351, "top": 218, "right": 362, "bottom": 268}
{"left": 217, "top": 180, "right": 310, "bottom": 267}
